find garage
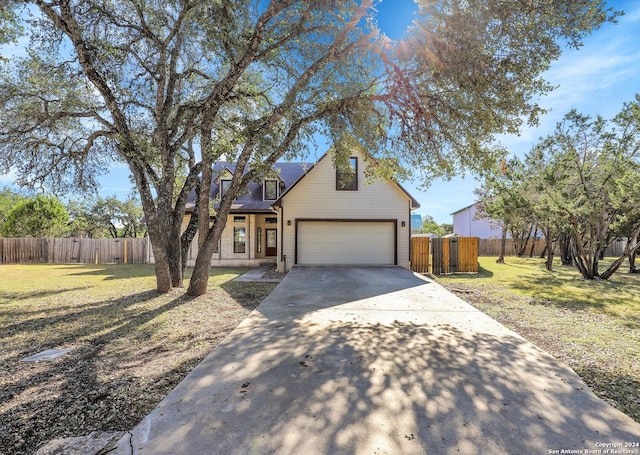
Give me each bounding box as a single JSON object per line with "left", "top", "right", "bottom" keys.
{"left": 296, "top": 220, "right": 396, "bottom": 265}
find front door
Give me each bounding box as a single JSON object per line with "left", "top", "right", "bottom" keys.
{"left": 266, "top": 229, "right": 277, "bottom": 257}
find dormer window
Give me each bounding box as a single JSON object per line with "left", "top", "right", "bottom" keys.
{"left": 220, "top": 179, "right": 231, "bottom": 199}
{"left": 336, "top": 157, "right": 357, "bottom": 191}
{"left": 264, "top": 179, "right": 278, "bottom": 200}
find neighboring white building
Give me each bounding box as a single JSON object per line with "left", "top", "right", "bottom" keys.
{"left": 451, "top": 202, "right": 506, "bottom": 238}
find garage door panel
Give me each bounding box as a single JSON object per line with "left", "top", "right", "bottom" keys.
{"left": 297, "top": 221, "right": 395, "bottom": 265}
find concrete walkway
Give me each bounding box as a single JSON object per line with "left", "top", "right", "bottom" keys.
{"left": 113, "top": 266, "right": 640, "bottom": 454}
{"left": 233, "top": 265, "right": 283, "bottom": 283}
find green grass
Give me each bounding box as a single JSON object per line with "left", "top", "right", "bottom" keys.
{"left": 0, "top": 264, "right": 278, "bottom": 455}
{"left": 437, "top": 256, "right": 640, "bottom": 423}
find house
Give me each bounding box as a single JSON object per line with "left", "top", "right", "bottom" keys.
{"left": 451, "top": 202, "right": 506, "bottom": 238}
{"left": 184, "top": 149, "right": 421, "bottom": 271}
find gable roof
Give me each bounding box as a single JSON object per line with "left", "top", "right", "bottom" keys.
{"left": 185, "top": 161, "right": 313, "bottom": 213}
{"left": 273, "top": 152, "right": 421, "bottom": 209}
{"left": 450, "top": 201, "right": 480, "bottom": 216}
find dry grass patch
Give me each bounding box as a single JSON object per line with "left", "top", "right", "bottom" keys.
{"left": 0, "top": 264, "right": 277, "bottom": 455}
{"left": 437, "top": 256, "right": 640, "bottom": 423}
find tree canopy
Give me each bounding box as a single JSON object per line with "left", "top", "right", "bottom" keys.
{"left": 1, "top": 194, "right": 69, "bottom": 237}
{"left": 0, "top": 0, "right": 619, "bottom": 294}
{"left": 476, "top": 97, "right": 640, "bottom": 279}
{"left": 0, "top": 186, "right": 26, "bottom": 231}
{"left": 420, "top": 215, "right": 452, "bottom": 237}
{"left": 68, "top": 196, "right": 146, "bottom": 238}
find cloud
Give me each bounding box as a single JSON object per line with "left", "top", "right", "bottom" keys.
{"left": 496, "top": 3, "right": 640, "bottom": 158}
{"left": 621, "top": 3, "right": 640, "bottom": 23}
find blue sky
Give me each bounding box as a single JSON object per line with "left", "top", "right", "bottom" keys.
{"left": 2, "top": 1, "right": 640, "bottom": 224}
{"left": 376, "top": 0, "right": 640, "bottom": 223}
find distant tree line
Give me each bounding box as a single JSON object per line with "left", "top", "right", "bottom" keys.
{"left": 475, "top": 97, "right": 640, "bottom": 280}
{"left": 0, "top": 188, "right": 146, "bottom": 238}
{"left": 0, "top": 0, "right": 616, "bottom": 295}
{"left": 420, "top": 215, "right": 453, "bottom": 237}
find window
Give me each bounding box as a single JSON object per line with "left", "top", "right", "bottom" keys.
{"left": 233, "top": 216, "right": 246, "bottom": 223}
{"left": 265, "top": 217, "right": 277, "bottom": 224}
{"left": 256, "top": 227, "right": 262, "bottom": 254}
{"left": 264, "top": 179, "right": 278, "bottom": 200}
{"left": 336, "top": 157, "right": 357, "bottom": 190}
{"left": 234, "top": 227, "right": 246, "bottom": 253}
{"left": 220, "top": 179, "right": 231, "bottom": 198}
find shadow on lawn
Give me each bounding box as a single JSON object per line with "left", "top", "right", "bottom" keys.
{"left": 575, "top": 366, "right": 640, "bottom": 423}
{"left": 0, "top": 290, "right": 163, "bottom": 343}
{"left": 435, "top": 263, "right": 494, "bottom": 280}
{"left": 448, "top": 259, "right": 640, "bottom": 318}
{"left": 61, "top": 263, "right": 157, "bottom": 280}
{"left": 0, "top": 265, "right": 276, "bottom": 455}
{"left": 0, "top": 287, "right": 91, "bottom": 304}
{"left": 521, "top": 272, "right": 640, "bottom": 315}
{"left": 221, "top": 280, "right": 285, "bottom": 310}
{"left": 1, "top": 290, "right": 198, "bottom": 455}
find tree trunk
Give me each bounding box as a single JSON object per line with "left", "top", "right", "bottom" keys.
{"left": 558, "top": 234, "right": 572, "bottom": 266}
{"left": 601, "top": 238, "right": 640, "bottom": 280}
{"left": 198, "top": 130, "right": 213, "bottom": 249}
{"left": 572, "top": 248, "right": 599, "bottom": 279}
{"left": 529, "top": 226, "right": 538, "bottom": 257}
{"left": 569, "top": 220, "right": 599, "bottom": 279}
{"left": 180, "top": 204, "right": 199, "bottom": 279}
{"left": 146, "top": 223, "right": 173, "bottom": 293}
{"left": 496, "top": 225, "right": 507, "bottom": 263}
{"left": 513, "top": 225, "right": 532, "bottom": 257}
{"left": 168, "top": 232, "right": 183, "bottom": 288}
{"left": 137, "top": 175, "right": 186, "bottom": 292}
{"left": 188, "top": 216, "right": 227, "bottom": 296}
{"left": 539, "top": 244, "right": 547, "bottom": 259}
{"left": 600, "top": 226, "right": 640, "bottom": 280}
{"left": 629, "top": 231, "right": 640, "bottom": 273}
{"left": 543, "top": 227, "right": 554, "bottom": 271}
{"left": 145, "top": 212, "right": 185, "bottom": 292}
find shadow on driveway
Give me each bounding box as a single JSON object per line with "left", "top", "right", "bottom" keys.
{"left": 120, "top": 266, "right": 640, "bottom": 455}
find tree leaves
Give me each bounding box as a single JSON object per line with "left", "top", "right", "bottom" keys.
{"left": 477, "top": 98, "right": 640, "bottom": 279}
{"left": 1, "top": 194, "right": 69, "bottom": 237}
{"left": 0, "top": 0, "right": 620, "bottom": 292}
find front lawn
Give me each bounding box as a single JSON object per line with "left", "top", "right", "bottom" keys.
{"left": 0, "top": 264, "right": 278, "bottom": 455}
{"left": 437, "top": 256, "right": 640, "bottom": 423}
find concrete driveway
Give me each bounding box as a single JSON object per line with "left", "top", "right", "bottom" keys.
{"left": 114, "top": 266, "right": 640, "bottom": 454}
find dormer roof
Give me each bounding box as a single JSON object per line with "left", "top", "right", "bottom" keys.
{"left": 185, "top": 161, "right": 313, "bottom": 213}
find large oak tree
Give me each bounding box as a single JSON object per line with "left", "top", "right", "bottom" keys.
{"left": 0, "top": 0, "right": 617, "bottom": 294}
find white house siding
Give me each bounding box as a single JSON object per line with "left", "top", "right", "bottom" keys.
{"left": 278, "top": 150, "right": 412, "bottom": 271}
{"left": 452, "top": 203, "right": 507, "bottom": 238}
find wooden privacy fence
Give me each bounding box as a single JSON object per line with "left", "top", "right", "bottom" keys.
{"left": 411, "top": 236, "right": 479, "bottom": 275}
{"left": 0, "top": 237, "right": 149, "bottom": 264}
{"left": 477, "top": 238, "right": 628, "bottom": 257}
{"left": 411, "top": 236, "right": 431, "bottom": 274}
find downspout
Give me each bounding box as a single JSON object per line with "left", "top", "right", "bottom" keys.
{"left": 408, "top": 200, "right": 412, "bottom": 269}
{"left": 247, "top": 214, "right": 251, "bottom": 261}
{"left": 280, "top": 204, "right": 285, "bottom": 272}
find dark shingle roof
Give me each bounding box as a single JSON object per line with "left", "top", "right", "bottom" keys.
{"left": 186, "top": 162, "right": 313, "bottom": 213}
